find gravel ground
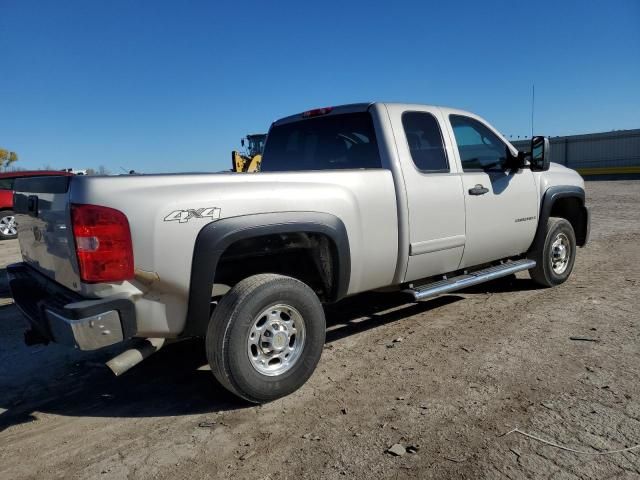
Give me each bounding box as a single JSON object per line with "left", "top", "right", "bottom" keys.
{"left": 0, "top": 180, "right": 638, "bottom": 479}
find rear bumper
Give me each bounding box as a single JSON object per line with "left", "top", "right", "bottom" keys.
{"left": 7, "top": 263, "right": 136, "bottom": 351}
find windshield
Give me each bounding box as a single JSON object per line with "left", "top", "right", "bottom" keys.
{"left": 261, "top": 112, "right": 382, "bottom": 172}
{"left": 0, "top": 178, "right": 15, "bottom": 190}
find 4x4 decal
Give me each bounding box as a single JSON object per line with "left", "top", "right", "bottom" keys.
{"left": 164, "top": 207, "right": 221, "bottom": 224}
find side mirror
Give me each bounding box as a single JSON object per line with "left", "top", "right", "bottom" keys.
{"left": 241, "top": 138, "right": 245, "bottom": 147}
{"left": 505, "top": 146, "right": 526, "bottom": 170}
{"left": 530, "top": 136, "right": 550, "bottom": 171}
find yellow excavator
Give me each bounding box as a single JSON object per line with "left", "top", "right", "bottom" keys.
{"left": 232, "top": 134, "right": 267, "bottom": 172}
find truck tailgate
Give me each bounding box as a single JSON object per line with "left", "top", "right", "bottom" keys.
{"left": 13, "top": 176, "right": 82, "bottom": 292}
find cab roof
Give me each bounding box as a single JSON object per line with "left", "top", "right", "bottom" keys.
{"left": 272, "top": 102, "right": 477, "bottom": 126}
{"left": 0, "top": 170, "right": 74, "bottom": 179}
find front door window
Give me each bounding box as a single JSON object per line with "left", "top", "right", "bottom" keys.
{"left": 450, "top": 115, "right": 508, "bottom": 172}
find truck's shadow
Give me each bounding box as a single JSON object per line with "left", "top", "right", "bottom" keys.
{"left": 0, "top": 277, "right": 537, "bottom": 430}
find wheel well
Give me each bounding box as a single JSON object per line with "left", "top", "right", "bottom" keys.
{"left": 213, "top": 232, "right": 339, "bottom": 302}
{"left": 550, "top": 197, "right": 588, "bottom": 246}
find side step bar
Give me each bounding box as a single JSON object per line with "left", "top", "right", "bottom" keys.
{"left": 404, "top": 259, "right": 536, "bottom": 301}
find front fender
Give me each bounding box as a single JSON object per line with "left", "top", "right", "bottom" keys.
{"left": 531, "top": 185, "right": 588, "bottom": 250}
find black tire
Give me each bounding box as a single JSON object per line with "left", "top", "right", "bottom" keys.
{"left": 528, "top": 217, "right": 576, "bottom": 287}
{"left": 206, "top": 274, "right": 326, "bottom": 403}
{"left": 0, "top": 210, "right": 17, "bottom": 240}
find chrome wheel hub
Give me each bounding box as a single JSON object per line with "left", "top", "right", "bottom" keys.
{"left": 0, "top": 215, "right": 17, "bottom": 236}
{"left": 551, "top": 233, "right": 571, "bottom": 275}
{"left": 247, "top": 304, "right": 306, "bottom": 376}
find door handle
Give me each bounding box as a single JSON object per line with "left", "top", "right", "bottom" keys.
{"left": 468, "top": 184, "right": 489, "bottom": 195}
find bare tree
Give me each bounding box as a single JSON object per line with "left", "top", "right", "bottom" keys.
{"left": 0, "top": 148, "right": 18, "bottom": 171}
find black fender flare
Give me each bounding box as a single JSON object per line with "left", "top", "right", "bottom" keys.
{"left": 531, "top": 185, "right": 589, "bottom": 250}
{"left": 182, "top": 212, "right": 351, "bottom": 337}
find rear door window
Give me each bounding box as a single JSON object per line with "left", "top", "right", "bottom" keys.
{"left": 401, "top": 112, "right": 449, "bottom": 172}
{"left": 261, "top": 112, "right": 382, "bottom": 172}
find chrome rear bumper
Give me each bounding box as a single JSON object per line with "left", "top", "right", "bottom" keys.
{"left": 7, "top": 263, "right": 136, "bottom": 351}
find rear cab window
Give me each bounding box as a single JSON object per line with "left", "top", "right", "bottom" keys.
{"left": 401, "top": 112, "right": 449, "bottom": 172}
{"left": 261, "top": 112, "right": 382, "bottom": 172}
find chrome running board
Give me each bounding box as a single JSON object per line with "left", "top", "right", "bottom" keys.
{"left": 404, "top": 259, "right": 536, "bottom": 301}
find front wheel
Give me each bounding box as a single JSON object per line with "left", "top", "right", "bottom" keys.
{"left": 528, "top": 217, "right": 577, "bottom": 287}
{"left": 206, "top": 274, "right": 326, "bottom": 403}
{"left": 0, "top": 210, "right": 17, "bottom": 240}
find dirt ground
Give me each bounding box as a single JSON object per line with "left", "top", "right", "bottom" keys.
{"left": 0, "top": 180, "right": 639, "bottom": 480}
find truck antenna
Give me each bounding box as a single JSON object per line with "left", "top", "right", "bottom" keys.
{"left": 531, "top": 84, "right": 535, "bottom": 138}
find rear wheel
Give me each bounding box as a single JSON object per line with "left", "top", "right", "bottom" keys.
{"left": 528, "top": 217, "right": 576, "bottom": 287}
{"left": 0, "top": 210, "right": 17, "bottom": 239}
{"left": 206, "top": 274, "right": 326, "bottom": 403}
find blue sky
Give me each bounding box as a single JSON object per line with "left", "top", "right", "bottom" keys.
{"left": 1, "top": 0, "right": 639, "bottom": 173}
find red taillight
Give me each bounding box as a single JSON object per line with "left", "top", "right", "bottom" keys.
{"left": 302, "top": 106, "right": 333, "bottom": 118}
{"left": 71, "top": 204, "right": 134, "bottom": 283}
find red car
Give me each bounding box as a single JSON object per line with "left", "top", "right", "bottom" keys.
{"left": 0, "top": 170, "right": 74, "bottom": 240}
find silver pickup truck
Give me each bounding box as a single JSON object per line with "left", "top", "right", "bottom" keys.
{"left": 8, "top": 102, "right": 590, "bottom": 402}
